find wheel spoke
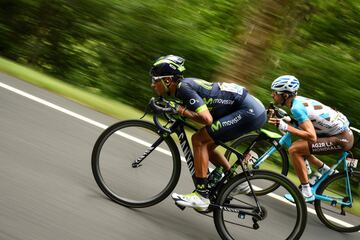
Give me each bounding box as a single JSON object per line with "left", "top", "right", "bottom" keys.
{"left": 213, "top": 170, "right": 307, "bottom": 240}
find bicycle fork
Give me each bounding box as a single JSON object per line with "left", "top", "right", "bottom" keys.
{"left": 131, "top": 136, "right": 164, "bottom": 168}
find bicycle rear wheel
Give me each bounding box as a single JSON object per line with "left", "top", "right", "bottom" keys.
{"left": 314, "top": 170, "right": 360, "bottom": 232}
{"left": 225, "top": 133, "right": 289, "bottom": 195}
{"left": 213, "top": 170, "right": 307, "bottom": 240}
{"left": 92, "top": 120, "right": 181, "bottom": 208}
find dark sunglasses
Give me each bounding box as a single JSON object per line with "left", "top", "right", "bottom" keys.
{"left": 151, "top": 75, "right": 174, "bottom": 84}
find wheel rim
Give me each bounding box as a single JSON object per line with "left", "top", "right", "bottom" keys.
{"left": 92, "top": 121, "right": 180, "bottom": 207}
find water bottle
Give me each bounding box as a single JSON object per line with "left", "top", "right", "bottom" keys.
{"left": 208, "top": 166, "right": 223, "bottom": 189}
{"left": 304, "top": 159, "right": 312, "bottom": 175}
{"left": 309, "top": 171, "right": 322, "bottom": 186}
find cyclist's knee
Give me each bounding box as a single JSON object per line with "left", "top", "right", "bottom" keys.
{"left": 289, "top": 140, "right": 311, "bottom": 156}
{"left": 289, "top": 144, "right": 300, "bottom": 156}
{"left": 192, "top": 128, "right": 213, "bottom": 147}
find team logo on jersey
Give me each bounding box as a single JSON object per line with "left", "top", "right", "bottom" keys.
{"left": 311, "top": 142, "right": 342, "bottom": 152}
{"left": 247, "top": 108, "right": 255, "bottom": 115}
{"left": 211, "top": 120, "right": 222, "bottom": 132}
{"left": 189, "top": 99, "right": 198, "bottom": 105}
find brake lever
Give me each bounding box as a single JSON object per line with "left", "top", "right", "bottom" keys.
{"left": 147, "top": 97, "right": 175, "bottom": 134}
{"left": 140, "top": 103, "right": 151, "bottom": 120}
{"left": 140, "top": 97, "right": 165, "bottom": 119}
{"left": 267, "top": 102, "right": 297, "bottom": 125}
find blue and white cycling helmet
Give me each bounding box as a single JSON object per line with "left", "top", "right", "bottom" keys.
{"left": 271, "top": 75, "right": 300, "bottom": 94}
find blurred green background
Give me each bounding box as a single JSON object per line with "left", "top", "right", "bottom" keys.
{"left": 0, "top": 0, "right": 359, "bottom": 127}
{"left": 1, "top": 0, "right": 359, "bottom": 214}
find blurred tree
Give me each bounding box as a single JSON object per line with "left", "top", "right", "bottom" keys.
{"left": 78, "top": 0, "right": 246, "bottom": 106}
{"left": 215, "top": 0, "right": 294, "bottom": 85}
{"left": 0, "top": 0, "right": 111, "bottom": 86}
{"left": 257, "top": 0, "right": 360, "bottom": 127}
{"left": 0, "top": 0, "right": 359, "bottom": 127}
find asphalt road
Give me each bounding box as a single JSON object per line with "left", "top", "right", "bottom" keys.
{"left": 0, "top": 73, "right": 359, "bottom": 240}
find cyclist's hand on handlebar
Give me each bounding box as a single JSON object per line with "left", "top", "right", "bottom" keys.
{"left": 282, "top": 116, "right": 292, "bottom": 123}
{"left": 267, "top": 108, "right": 275, "bottom": 119}
{"left": 268, "top": 117, "right": 289, "bottom": 132}
{"left": 268, "top": 117, "right": 277, "bottom": 126}
{"left": 168, "top": 101, "right": 188, "bottom": 117}
{"left": 149, "top": 98, "right": 177, "bottom": 114}
{"left": 168, "top": 101, "right": 180, "bottom": 112}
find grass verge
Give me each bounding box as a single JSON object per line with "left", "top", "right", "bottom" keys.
{"left": 0, "top": 57, "right": 148, "bottom": 121}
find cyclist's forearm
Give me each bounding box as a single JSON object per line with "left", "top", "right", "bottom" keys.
{"left": 178, "top": 106, "right": 213, "bottom": 125}
{"left": 287, "top": 125, "right": 317, "bottom": 142}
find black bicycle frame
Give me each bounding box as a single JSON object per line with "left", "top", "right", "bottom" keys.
{"left": 143, "top": 116, "right": 263, "bottom": 214}
{"left": 170, "top": 118, "right": 247, "bottom": 185}
{"left": 172, "top": 120, "right": 198, "bottom": 184}
{"left": 170, "top": 119, "right": 257, "bottom": 198}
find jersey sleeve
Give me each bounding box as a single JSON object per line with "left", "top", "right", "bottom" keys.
{"left": 291, "top": 103, "right": 308, "bottom": 124}
{"left": 176, "top": 82, "right": 207, "bottom": 112}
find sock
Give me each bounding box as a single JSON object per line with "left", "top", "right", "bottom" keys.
{"left": 301, "top": 183, "right": 313, "bottom": 197}
{"left": 195, "top": 177, "right": 209, "bottom": 198}
{"left": 318, "top": 163, "right": 330, "bottom": 174}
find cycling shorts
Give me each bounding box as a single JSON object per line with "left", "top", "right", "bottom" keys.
{"left": 309, "top": 128, "right": 354, "bottom": 154}
{"left": 206, "top": 94, "right": 266, "bottom": 143}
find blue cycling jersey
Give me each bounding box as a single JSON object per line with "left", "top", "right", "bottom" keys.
{"left": 291, "top": 96, "right": 350, "bottom": 136}
{"left": 175, "top": 78, "right": 266, "bottom": 142}
{"left": 176, "top": 78, "right": 249, "bottom": 119}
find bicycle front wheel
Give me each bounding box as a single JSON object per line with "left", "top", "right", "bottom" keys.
{"left": 213, "top": 170, "right": 307, "bottom": 240}
{"left": 314, "top": 170, "right": 360, "bottom": 232}
{"left": 91, "top": 120, "right": 181, "bottom": 208}
{"left": 225, "top": 133, "right": 289, "bottom": 195}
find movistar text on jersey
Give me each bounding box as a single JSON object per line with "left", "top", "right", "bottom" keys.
{"left": 222, "top": 114, "right": 242, "bottom": 127}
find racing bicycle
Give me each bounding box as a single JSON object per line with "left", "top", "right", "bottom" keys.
{"left": 91, "top": 97, "right": 307, "bottom": 240}
{"left": 227, "top": 103, "right": 360, "bottom": 232}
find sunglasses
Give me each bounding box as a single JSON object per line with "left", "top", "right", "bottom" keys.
{"left": 151, "top": 75, "right": 174, "bottom": 84}
{"left": 272, "top": 91, "right": 283, "bottom": 95}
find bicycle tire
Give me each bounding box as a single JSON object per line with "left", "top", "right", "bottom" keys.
{"left": 225, "top": 133, "right": 289, "bottom": 195}
{"left": 314, "top": 170, "right": 360, "bottom": 232}
{"left": 213, "top": 170, "right": 307, "bottom": 240}
{"left": 91, "top": 120, "right": 181, "bottom": 208}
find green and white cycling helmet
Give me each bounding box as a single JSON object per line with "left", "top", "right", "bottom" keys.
{"left": 150, "top": 55, "right": 185, "bottom": 81}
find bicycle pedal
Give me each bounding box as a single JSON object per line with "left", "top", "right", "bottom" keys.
{"left": 252, "top": 218, "right": 259, "bottom": 229}
{"left": 340, "top": 206, "right": 346, "bottom": 216}
{"left": 175, "top": 202, "right": 186, "bottom": 211}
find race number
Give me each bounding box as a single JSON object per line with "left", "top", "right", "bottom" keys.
{"left": 346, "top": 157, "right": 358, "bottom": 168}
{"left": 220, "top": 83, "right": 244, "bottom": 94}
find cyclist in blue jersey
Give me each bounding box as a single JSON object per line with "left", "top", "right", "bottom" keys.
{"left": 268, "top": 75, "right": 354, "bottom": 202}
{"left": 150, "top": 55, "right": 267, "bottom": 211}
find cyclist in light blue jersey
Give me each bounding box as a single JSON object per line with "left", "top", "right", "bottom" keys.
{"left": 150, "top": 55, "right": 266, "bottom": 211}
{"left": 268, "top": 75, "right": 354, "bottom": 202}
